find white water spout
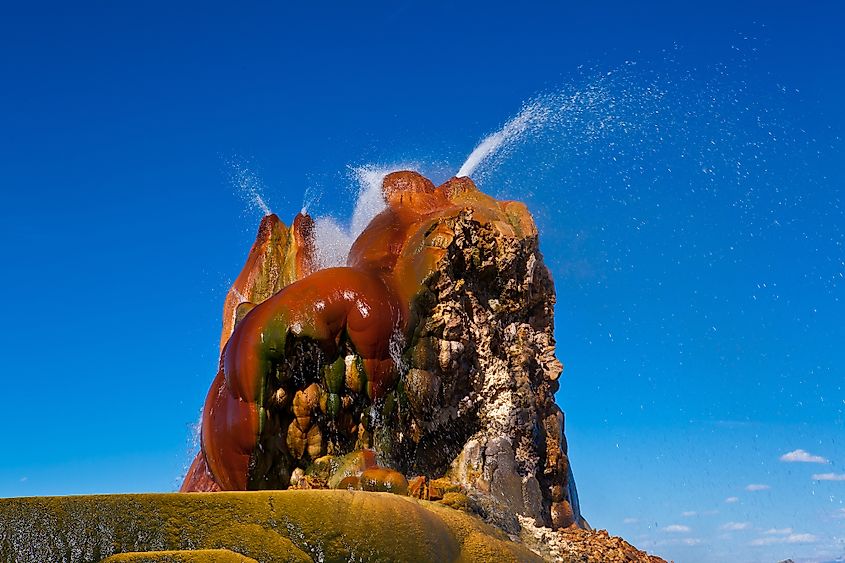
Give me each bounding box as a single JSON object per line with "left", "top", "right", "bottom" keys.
{"left": 457, "top": 102, "right": 547, "bottom": 178}
{"left": 230, "top": 160, "right": 273, "bottom": 216}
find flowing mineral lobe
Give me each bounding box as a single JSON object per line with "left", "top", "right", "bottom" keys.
{"left": 182, "top": 171, "right": 584, "bottom": 530}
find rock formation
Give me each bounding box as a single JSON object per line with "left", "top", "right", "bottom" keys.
{"left": 0, "top": 170, "right": 666, "bottom": 563}
{"left": 182, "top": 171, "right": 585, "bottom": 531}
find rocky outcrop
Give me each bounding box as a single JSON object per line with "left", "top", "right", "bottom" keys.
{"left": 519, "top": 517, "right": 667, "bottom": 563}
{"left": 0, "top": 172, "right": 666, "bottom": 562}
{"left": 217, "top": 212, "right": 316, "bottom": 354}
{"left": 167, "top": 171, "right": 673, "bottom": 561}
{"left": 397, "top": 206, "right": 583, "bottom": 529}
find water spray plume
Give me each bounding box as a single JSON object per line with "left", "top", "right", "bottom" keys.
{"left": 230, "top": 159, "right": 273, "bottom": 217}
{"left": 311, "top": 163, "right": 419, "bottom": 270}
{"left": 458, "top": 101, "right": 549, "bottom": 178}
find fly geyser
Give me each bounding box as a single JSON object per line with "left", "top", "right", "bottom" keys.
{"left": 184, "top": 171, "right": 583, "bottom": 529}
{"left": 0, "top": 171, "right": 666, "bottom": 562}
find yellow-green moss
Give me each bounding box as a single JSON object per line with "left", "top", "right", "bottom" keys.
{"left": 439, "top": 492, "right": 471, "bottom": 512}
{"left": 0, "top": 490, "right": 541, "bottom": 563}
{"left": 102, "top": 549, "right": 258, "bottom": 562}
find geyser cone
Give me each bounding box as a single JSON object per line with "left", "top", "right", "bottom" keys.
{"left": 183, "top": 170, "right": 584, "bottom": 530}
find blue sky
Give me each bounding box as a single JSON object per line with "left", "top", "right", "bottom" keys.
{"left": 1, "top": 2, "right": 843, "bottom": 562}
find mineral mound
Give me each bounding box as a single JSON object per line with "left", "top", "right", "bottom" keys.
{"left": 0, "top": 171, "right": 664, "bottom": 562}
{"left": 183, "top": 171, "right": 583, "bottom": 530}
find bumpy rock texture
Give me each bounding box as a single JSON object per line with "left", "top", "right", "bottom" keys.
{"left": 519, "top": 517, "right": 668, "bottom": 563}
{"left": 407, "top": 207, "right": 582, "bottom": 530}
{"left": 0, "top": 173, "right": 664, "bottom": 562}
{"left": 171, "top": 171, "right": 666, "bottom": 561}
{"left": 182, "top": 171, "right": 582, "bottom": 530}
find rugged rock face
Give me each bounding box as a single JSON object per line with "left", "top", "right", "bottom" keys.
{"left": 182, "top": 171, "right": 584, "bottom": 532}
{"left": 0, "top": 172, "right": 667, "bottom": 562}
{"left": 384, "top": 207, "right": 583, "bottom": 529}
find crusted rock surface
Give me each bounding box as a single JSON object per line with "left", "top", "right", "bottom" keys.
{"left": 385, "top": 207, "right": 583, "bottom": 530}
{"left": 519, "top": 516, "right": 669, "bottom": 563}
{"left": 175, "top": 171, "right": 663, "bottom": 561}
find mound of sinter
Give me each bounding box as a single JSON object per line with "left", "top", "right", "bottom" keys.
{"left": 183, "top": 171, "right": 585, "bottom": 530}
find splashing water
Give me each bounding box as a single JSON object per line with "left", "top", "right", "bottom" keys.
{"left": 453, "top": 51, "right": 843, "bottom": 431}
{"left": 456, "top": 71, "right": 643, "bottom": 187}
{"left": 301, "top": 185, "right": 321, "bottom": 216}
{"left": 229, "top": 159, "right": 273, "bottom": 216}
{"left": 388, "top": 321, "right": 407, "bottom": 375}
{"left": 178, "top": 408, "right": 204, "bottom": 486}
{"left": 311, "top": 163, "right": 419, "bottom": 270}
{"left": 457, "top": 101, "right": 549, "bottom": 178}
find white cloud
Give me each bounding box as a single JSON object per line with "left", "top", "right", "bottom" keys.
{"left": 681, "top": 511, "right": 697, "bottom": 517}
{"left": 663, "top": 524, "right": 692, "bottom": 533}
{"left": 786, "top": 533, "right": 819, "bottom": 543}
{"left": 750, "top": 533, "right": 818, "bottom": 546}
{"left": 812, "top": 473, "right": 845, "bottom": 481}
{"left": 720, "top": 521, "right": 751, "bottom": 531}
{"left": 745, "top": 484, "right": 771, "bottom": 491}
{"left": 834, "top": 508, "right": 845, "bottom": 519}
{"left": 779, "top": 449, "right": 829, "bottom": 464}
{"left": 18, "top": 476, "right": 27, "bottom": 483}
{"left": 656, "top": 537, "right": 703, "bottom": 547}
{"left": 762, "top": 528, "right": 792, "bottom": 535}
{"left": 623, "top": 517, "right": 638, "bottom": 524}
{"left": 725, "top": 496, "right": 740, "bottom": 504}
{"left": 680, "top": 538, "right": 702, "bottom": 546}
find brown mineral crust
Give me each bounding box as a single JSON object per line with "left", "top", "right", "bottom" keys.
{"left": 407, "top": 475, "right": 428, "bottom": 499}
{"left": 218, "top": 212, "right": 315, "bottom": 352}
{"left": 380, "top": 169, "right": 436, "bottom": 198}
{"left": 550, "top": 500, "right": 576, "bottom": 529}
{"left": 515, "top": 514, "right": 668, "bottom": 562}
{"left": 384, "top": 204, "right": 582, "bottom": 529}
{"left": 180, "top": 453, "right": 221, "bottom": 493}
{"left": 428, "top": 477, "right": 462, "bottom": 501}
{"left": 359, "top": 467, "right": 409, "bottom": 495}
{"left": 183, "top": 170, "right": 591, "bottom": 541}
{"left": 553, "top": 527, "right": 668, "bottom": 563}
{"left": 186, "top": 171, "right": 547, "bottom": 495}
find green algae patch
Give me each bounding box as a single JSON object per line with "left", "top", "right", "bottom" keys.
{"left": 0, "top": 490, "right": 541, "bottom": 563}
{"left": 102, "top": 549, "right": 258, "bottom": 562}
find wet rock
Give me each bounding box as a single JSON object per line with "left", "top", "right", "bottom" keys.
{"left": 522, "top": 475, "right": 544, "bottom": 525}
{"left": 360, "top": 467, "right": 409, "bottom": 495}
{"left": 429, "top": 477, "right": 462, "bottom": 501}
{"left": 439, "top": 492, "right": 471, "bottom": 512}
{"left": 183, "top": 171, "right": 588, "bottom": 549}
{"left": 466, "top": 491, "right": 522, "bottom": 536}
{"left": 407, "top": 475, "right": 428, "bottom": 499}
{"left": 289, "top": 467, "right": 304, "bottom": 487}
{"left": 486, "top": 438, "right": 524, "bottom": 511}
{"left": 550, "top": 500, "right": 576, "bottom": 530}
{"left": 405, "top": 368, "right": 441, "bottom": 418}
